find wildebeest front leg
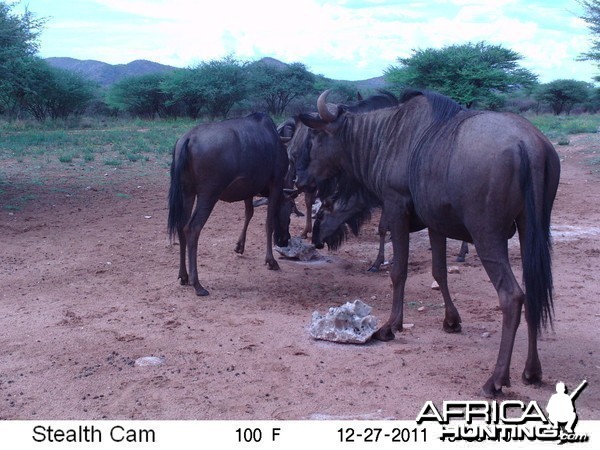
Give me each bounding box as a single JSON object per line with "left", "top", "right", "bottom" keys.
{"left": 301, "top": 190, "right": 316, "bottom": 238}
{"left": 264, "top": 190, "right": 281, "bottom": 271}
{"left": 373, "top": 215, "right": 410, "bottom": 341}
{"left": 235, "top": 198, "right": 254, "bottom": 254}
{"left": 368, "top": 216, "right": 388, "bottom": 272}
{"left": 429, "top": 230, "right": 462, "bottom": 332}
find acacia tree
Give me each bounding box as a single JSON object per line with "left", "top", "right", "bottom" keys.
{"left": 385, "top": 42, "right": 538, "bottom": 108}
{"left": 247, "top": 61, "right": 315, "bottom": 115}
{"left": 107, "top": 73, "right": 172, "bottom": 118}
{"left": 535, "top": 79, "right": 591, "bottom": 115}
{"left": 161, "top": 56, "right": 248, "bottom": 119}
{"left": 193, "top": 56, "right": 248, "bottom": 119}
{"left": 579, "top": 0, "right": 600, "bottom": 70}
{"left": 0, "top": 1, "right": 46, "bottom": 118}
{"left": 160, "top": 68, "right": 205, "bottom": 118}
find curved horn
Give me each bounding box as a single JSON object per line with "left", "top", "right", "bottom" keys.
{"left": 317, "top": 89, "right": 337, "bottom": 123}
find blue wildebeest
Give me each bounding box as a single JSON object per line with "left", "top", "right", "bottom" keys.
{"left": 297, "top": 89, "right": 560, "bottom": 396}
{"left": 286, "top": 90, "right": 400, "bottom": 271}
{"left": 167, "top": 112, "right": 294, "bottom": 296}
{"left": 288, "top": 90, "right": 470, "bottom": 271}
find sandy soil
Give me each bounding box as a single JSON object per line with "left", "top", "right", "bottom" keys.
{"left": 1, "top": 133, "right": 599, "bottom": 421}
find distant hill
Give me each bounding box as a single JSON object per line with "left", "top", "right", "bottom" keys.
{"left": 45, "top": 57, "right": 178, "bottom": 87}
{"left": 44, "top": 56, "right": 388, "bottom": 91}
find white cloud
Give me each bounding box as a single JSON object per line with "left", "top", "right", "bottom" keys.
{"left": 20, "top": 0, "right": 600, "bottom": 82}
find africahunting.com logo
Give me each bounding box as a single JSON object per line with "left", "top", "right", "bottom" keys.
{"left": 417, "top": 380, "right": 589, "bottom": 444}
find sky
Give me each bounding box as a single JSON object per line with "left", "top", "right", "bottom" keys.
{"left": 14, "top": 0, "right": 600, "bottom": 83}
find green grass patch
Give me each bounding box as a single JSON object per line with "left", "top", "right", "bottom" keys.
{"left": 2, "top": 193, "right": 37, "bottom": 211}
{"left": 527, "top": 114, "right": 600, "bottom": 140}
{"left": 59, "top": 153, "right": 76, "bottom": 163}
{"left": 0, "top": 117, "right": 196, "bottom": 164}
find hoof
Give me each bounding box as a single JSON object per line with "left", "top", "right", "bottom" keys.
{"left": 482, "top": 380, "right": 505, "bottom": 398}
{"left": 195, "top": 286, "right": 209, "bottom": 296}
{"left": 266, "top": 260, "right": 280, "bottom": 271}
{"left": 179, "top": 276, "right": 189, "bottom": 286}
{"left": 373, "top": 327, "right": 395, "bottom": 341}
{"left": 443, "top": 320, "right": 462, "bottom": 333}
{"left": 482, "top": 375, "right": 511, "bottom": 398}
{"left": 234, "top": 243, "right": 244, "bottom": 254}
{"left": 455, "top": 256, "right": 465, "bottom": 263}
{"left": 367, "top": 266, "right": 380, "bottom": 273}
{"left": 522, "top": 370, "right": 542, "bottom": 386}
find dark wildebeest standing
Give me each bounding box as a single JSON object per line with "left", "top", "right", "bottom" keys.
{"left": 297, "top": 89, "right": 560, "bottom": 396}
{"left": 288, "top": 90, "right": 469, "bottom": 271}
{"left": 286, "top": 90, "right": 400, "bottom": 271}
{"left": 168, "top": 112, "right": 292, "bottom": 296}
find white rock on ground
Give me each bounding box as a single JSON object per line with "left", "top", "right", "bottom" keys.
{"left": 134, "top": 356, "right": 164, "bottom": 367}
{"left": 274, "top": 236, "right": 318, "bottom": 261}
{"left": 309, "top": 299, "right": 378, "bottom": 344}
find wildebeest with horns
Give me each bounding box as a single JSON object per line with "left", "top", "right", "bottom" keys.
{"left": 296, "top": 89, "right": 560, "bottom": 396}
{"left": 168, "top": 112, "right": 294, "bottom": 296}
{"left": 285, "top": 90, "right": 401, "bottom": 271}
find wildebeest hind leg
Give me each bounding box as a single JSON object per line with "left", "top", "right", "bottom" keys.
{"left": 475, "top": 238, "right": 524, "bottom": 397}
{"left": 176, "top": 191, "right": 195, "bottom": 285}
{"left": 456, "top": 241, "right": 469, "bottom": 262}
{"left": 429, "top": 230, "right": 461, "bottom": 332}
{"left": 177, "top": 227, "right": 189, "bottom": 285}
{"left": 186, "top": 198, "right": 217, "bottom": 296}
{"left": 235, "top": 198, "right": 254, "bottom": 254}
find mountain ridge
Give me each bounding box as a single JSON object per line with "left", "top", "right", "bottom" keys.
{"left": 44, "top": 56, "right": 387, "bottom": 90}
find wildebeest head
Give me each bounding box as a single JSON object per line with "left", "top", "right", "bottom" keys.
{"left": 289, "top": 89, "right": 398, "bottom": 193}
{"left": 295, "top": 90, "right": 348, "bottom": 190}
{"left": 312, "top": 187, "right": 375, "bottom": 250}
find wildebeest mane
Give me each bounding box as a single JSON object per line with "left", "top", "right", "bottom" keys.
{"left": 400, "top": 88, "right": 464, "bottom": 124}
{"left": 343, "top": 90, "right": 399, "bottom": 113}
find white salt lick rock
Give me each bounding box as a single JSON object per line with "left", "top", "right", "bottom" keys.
{"left": 275, "top": 236, "right": 318, "bottom": 261}
{"left": 309, "top": 299, "right": 378, "bottom": 344}
{"left": 135, "top": 356, "right": 164, "bottom": 367}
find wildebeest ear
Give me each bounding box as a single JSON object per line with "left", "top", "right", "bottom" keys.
{"left": 298, "top": 113, "right": 328, "bottom": 130}
{"left": 298, "top": 113, "right": 341, "bottom": 135}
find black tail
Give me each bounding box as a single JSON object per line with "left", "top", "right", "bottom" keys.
{"left": 167, "top": 138, "right": 190, "bottom": 240}
{"left": 520, "top": 144, "right": 554, "bottom": 333}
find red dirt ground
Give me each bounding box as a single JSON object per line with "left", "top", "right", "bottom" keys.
{"left": 1, "top": 133, "right": 599, "bottom": 420}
